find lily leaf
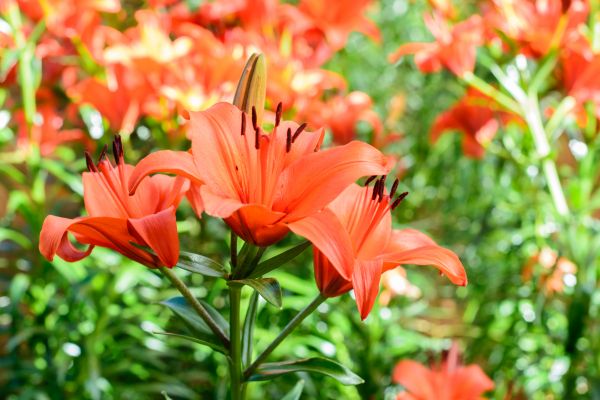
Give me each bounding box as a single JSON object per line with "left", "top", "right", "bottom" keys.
{"left": 160, "top": 296, "right": 229, "bottom": 353}
{"left": 282, "top": 380, "right": 305, "bottom": 400}
{"left": 247, "top": 357, "right": 364, "bottom": 386}
{"left": 242, "top": 290, "right": 260, "bottom": 367}
{"left": 231, "top": 278, "right": 282, "bottom": 308}
{"left": 177, "top": 251, "right": 227, "bottom": 278}
{"left": 249, "top": 241, "right": 311, "bottom": 278}
{"left": 154, "top": 331, "right": 226, "bottom": 355}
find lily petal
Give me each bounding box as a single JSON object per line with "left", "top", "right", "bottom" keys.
{"left": 382, "top": 229, "right": 467, "bottom": 286}
{"left": 352, "top": 258, "right": 383, "bottom": 320}
{"left": 279, "top": 141, "right": 394, "bottom": 221}
{"left": 127, "top": 206, "right": 180, "bottom": 267}
{"left": 288, "top": 209, "right": 355, "bottom": 280}
{"left": 393, "top": 360, "right": 438, "bottom": 399}
{"left": 128, "top": 150, "right": 201, "bottom": 194}
{"left": 39, "top": 215, "right": 94, "bottom": 262}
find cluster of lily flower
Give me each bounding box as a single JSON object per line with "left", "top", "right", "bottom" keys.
{"left": 395, "top": 0, "right": 599, "bottom": 159}
{"left": 0, "top": 0, "right": 398, "bottom": 157}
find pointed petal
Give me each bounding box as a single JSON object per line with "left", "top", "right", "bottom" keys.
{"left": 185, "top": 183, "right": 205, "bottom": 217}
{"left": 393, "top": 360, "right": 437, "bottom": 399}
{"left": 128, "top": 150, "right": 201, "bottom": 194}
{"left": 388, "top": 42, "right": 434, "bottom": 63}
{"left": 288, "top": 209, "right": 355, "bottom": 280}
{"left": 453, "top": 365, "right": 495, "bottom": 397}
{"left": 127, "top": 207, "right": 180, "bottom": 267}
{"left": 279, "top": 141, "right": 394, "bottom": 221}
{"left": 225, "top": 204, "right": 288, "bottom": 246}
{"left": 200, "top": 186, "right": 247, "bottom": 218}
{"left": 382, "top": 229, "right": 467, "bottom": 286}
{"left": 39, "top": 215, "right": 94, "bottom": 262}
{"left": 352, "top": 258, "right": 382, "bottom": 320}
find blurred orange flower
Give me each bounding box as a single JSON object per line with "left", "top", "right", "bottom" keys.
{"left": 522, "top": 246, "right": 577, "bottom": 295}
{"left": 379, "top": 267, "right": 422, "bottom": 305}
{"left": 430, "top": 89, "right": 511, "bottom": 158}
{"left": 129, "top": 102, "right": 392, "bottom": 246}
{"left": 389, "top": 13, "right": 483, "bottom": 77}
{"left": 393, "top": 343, "right": 494, "bottom": 399}
{"left": 290, "top": 180, "right": 466, "bottom": 319}
{"left": 39, "top": 136, "right": 188, "bottom": 268}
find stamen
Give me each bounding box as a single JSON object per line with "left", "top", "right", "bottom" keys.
{"left": 275, "top": 102, "right": 283, "bottom": 127}
{"left": 251, "top": 106, "right": 258, "bottom": 131}
{"left": 98, "top": 144, "right": 108, "bottom": 163}
{"left": 85, "top": 151, "right": 98, "bottom": 172}
{"left": 255, "top": 127, "right": 260, "bottom": 150}
{"left": 365, "top": 175, "right": 377, "bottom": 186}
{"left": 292, "top": 123, "right": 307, "bottom": 142}
{"left": 241, "top": 112, "right": 246, "bottom": 136}
{"left": 390, "top": 179, "right": 399, "bottom": 198}
{"left": 391, "top": 192, "right": 409, "bottom": 210}
{"left": 112, "top": 134, "right": 123, "bottom": 165}
{"left": 286, "top": 127, "right": 292, "bottom": 152}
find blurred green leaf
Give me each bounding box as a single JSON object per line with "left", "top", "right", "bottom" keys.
{"left": 248, "top": 357, "right": 364, "bottom": 386}
{"left": 154, "top": 331, "right": 226, "bottom": 355}
{"left": 282, "top": 380, "right": 305, "bottom": 400}
{"left": 160, "top": 296, "right": 229, "bottom": 354}
{"left": 242, "top": 290, "right": 259, "bottom": 367}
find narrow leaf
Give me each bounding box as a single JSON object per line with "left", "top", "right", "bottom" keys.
{"left": 160, "top": 296, "right": 229, "bottom": 353}
{"left": 248, "top": 357, "right": 364, "bottom": 386}
{"left": 154, "top": 331, "right": 226, "bottom": 354}
{"left": 282, "top": 380, "right": 305, "bottom": 400}
{"left": 242, "top": 290, "right": 260, "bottom": 367}
{"left": 249, "top": 241, "right": 311, "bottom": 278}
{"left": 231, "top": 278, "right": 282, "bottom": 308}
{"left": 233, "top": 53, "right": 266, "bottom": 124}
{"left": 177, "top": 251, "right": 227, "bottom": 277}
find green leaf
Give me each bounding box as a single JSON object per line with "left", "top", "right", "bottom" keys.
{"left": 231, "top": 278, "right": 282, "bottom": 308}
{"left": 176, "top": 251, "right": 227, "bottom": 278}
{"left": 160, "top": 391, "right": 173, "bottom": 400}
{"left": 249, "top": 241, "right": 311, "bottom": 278}
{"left": 282, "top": 380, "right": 305, "bottom": 400}
{"left": 242, "top": 291, "right": 259, "bottom": 367}
{"left": 247, "top": 357, "right": 364, "bottom": 386}
{"left": 154, "top": 331, "right": 226, "bottom": 355}
{"left": 160, "top": 296, "right": 229, "bottom": 354}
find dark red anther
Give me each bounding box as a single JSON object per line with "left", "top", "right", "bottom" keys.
{"left": 98, "top": 144, "right": 108, "bottom": 162}
{"left": 112, "top": 134, "right": 123, "bottom": 164}
{"left": 241, "top": 112, "right": 246, "bottom": 136}
{"left": 292, "top": 123, "right": 307, "bottom": 142}
{"left": 390, "top": 179, "right": 399, "bottom": 198}
{"left": 85, "top": 151, "right": 98, "bottom": 172}
{"left": 391, "top": 192, "right": 409, "bottom": 210}
{"left": 371, "top": 180, "right": 380, "bottom": 200}
{"left": 286, "top": 127, "right": 292, "bottom": 152}
{"left": 365, "top": 175, "right": 377, "bottom": 186}
{"left": 275, "top": 102, "right": 283, "bottom": 127}
{"left": 255, "top": 127, "right": 260, "bottom": 150}
{"left": 251, "top": 106, "right": 258, "bottom": 131}
{"left": 377, "top": 176, "right": 385, "bottom": 201}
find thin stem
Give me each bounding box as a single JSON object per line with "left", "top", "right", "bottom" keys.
{"left": 160, "top": 268, "right": 230, "bottom": 347}
{"left": 231, "top": 231, "right": 238, "bottom": 270}
{"left": 522, "top": 94, "right": 570, "bottom": 217}
{"left": 229, "top": 285, "right": 243, "bottom": 400}
{"left": 244, "top": 294, "right": 326, "bottom": 380}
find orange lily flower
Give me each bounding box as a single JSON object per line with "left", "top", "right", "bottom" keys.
{"left": 430, "top": 90, "right": 508, "bottom": 159}
{"left": 393, "top": 344, "right": 494, "bottom": 400}
{"left": 389, "top": 13, "right": 483, "bottom": 77}
{"left": 128, "top": 102, "right": 393, "bottom": 247}
{"left": 289, "top": 179, "right": 467, "bottom": 320}
{"left": 39, "top": 136, "right": 188, "bottom": 268}
{"left": 379, "top": 267, "right": 422, "bottom": 305}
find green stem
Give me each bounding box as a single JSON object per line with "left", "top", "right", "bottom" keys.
{"left": 229, "top": 285, "right": 243, "bottom": 400}
{"left": 521, "top": 94, "right": 570, "bottom": 217}
{"left": 160, "top": 268, "right": 230, "bottom": 347}
{"left": 244, "top": 294, "right": 326, "bottom": 380}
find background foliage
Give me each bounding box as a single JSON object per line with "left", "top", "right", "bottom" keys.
{"left": 1, "top": 0, "right": 599, "bottom": 399}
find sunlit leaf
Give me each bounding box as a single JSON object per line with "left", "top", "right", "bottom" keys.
{"left": 249, "top": 241, "right": 311, "bottom": 278}
{"left": 177, "top": 251, "right": 227, "bottom": 278}
{"left": 282, "top": 380, "right": 305, "bottom": 400}
{"left": 247, "top": 357, "right": 364, "bottom": 385}
{"left": 230, "top": 278, "right": 282, "bottom": 308}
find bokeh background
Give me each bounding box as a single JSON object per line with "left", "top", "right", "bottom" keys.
{"left": 1, "top": 0, "right": 600, "bottom": 399}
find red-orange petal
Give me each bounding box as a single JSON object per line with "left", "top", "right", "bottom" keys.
{"left": 39, "top": 215, "right": 94, "bottom": 262}
{"left": 128, "top": 150, "right": 201, "bottom": 195}
{"left": 352, "top": 258, "right": 383, "bottom": 320}
{"left": 127, "top": 206, "right": 180, "bottom": 267}
{"left": 288, "top": 209, "right": 355, "bottom": 280}
{"left": 392, "top": 360, "right": 437, "bottom": 399}
{"left": 279, "top": 140, "right": 394, "bottom": 221}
